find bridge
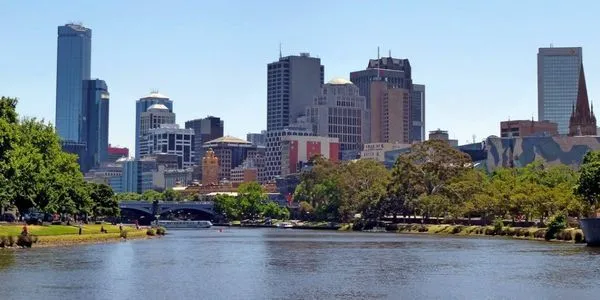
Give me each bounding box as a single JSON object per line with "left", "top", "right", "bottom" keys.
{"left": 119, "top": 201, "right": 215, "bottom": 223}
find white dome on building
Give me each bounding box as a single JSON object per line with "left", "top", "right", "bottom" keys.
{"left": 141, "top": 92, "right": 169, "bottom": 99}
{"left": 327, "top": 78, "right": 353, "bottom": 85}
{"left": 147, "top": 104, "right": 169, "bottom": 111}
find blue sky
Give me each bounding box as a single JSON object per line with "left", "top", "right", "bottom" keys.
{"left": 1, "top": 0, "right": 600, "bottom": 150}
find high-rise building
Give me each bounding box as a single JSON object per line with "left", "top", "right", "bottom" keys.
{"left": 82, "top": 79, "right": 109, "bottom": 169}
{"left": 428, "top": 129, "right": 458, "bottom": 147}
{"left": 202, "top": 136, "right": 258, "bottom": 181}
{"left": 140, "top": 104, "right": 176, "bottom": 138}
{"left": 55, "top": 23, "right": 92, "bottom": 142}
{"left": 139, "top": 124, "right": 195, "bottom": 169}
{"left": 185, "top": 116, "right": 224, "bottom": 165}
{"left": 267, "top": 53, "right": 324, "bottom": 131}
{"left": 568, "top": 65, "right": 597, "bottom": 136}
{"left": 538, "top": 47, "right": 583, "bottom": 134}
{"left": 411, "top": 84, "right": 426, "bottom": 142}
{"left": 265, "top": 53, "right": 323, "bottom": 180}
{"left": 305, "top": 78, "right": 369, "bottom": 159}
{"left": 370, "top": 81, "right": 410, "bottom": 144}
{"left": 280, "top": 135, "right": 340, "bottom": 176}
{"left": 500, "top": 120, "right": 558, "bottom": 138}
{"left": 265, "top": 124, "right": 313, "bottom": 180}
{"left": 135, "top": 92, "right": 173, "bottom": 157}
{"left": 247, "top": 131, "right": 267, "bottom": 147}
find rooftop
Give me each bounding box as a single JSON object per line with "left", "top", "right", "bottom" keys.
{"left": 147, "top": 103, "right": 169, "bottom": 111}
{"left": 205, "top": 135, "right": 252, "bottom": 145}
{"left": 141, "top": 92, "right": 169, "bottom": 99}
{"left": 327, "top": 78, "right": 353, "bottom": 85}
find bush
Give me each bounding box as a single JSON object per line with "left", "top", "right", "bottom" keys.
{"left": 452, "top": 226, "right": 463, "bottom": 234}
{"left": 534, "top": 229, "right": 546, "bottom": 239}
{"left": 120, "top": 230, "right": 128, "bottom": 239}
{"left": 7, "top": 236, "right": 15, "bottom": 247}
{"left": 146, "top": 229, "right": 156, "bottom": 236}
{"left": 418, "top": 226, "right": 428, "bottom": 232}
{"left": 493, "top": 218, "right": 504, "bottom": 235}
{"left": 16, "top": 235, "right": 33, "bottom": 248}
{"left": 0, "top": 236, "right": 6, "bottom": 248}
{"left": 545, "top": 214, "right": 567, "bottom": 241}
{"left": 575, "top": 231, "right": 585, "bottom": 243}
{"left": 484, "top": 228, "right": 495, "bottom": 235}
{"left": 156, "top": 227, "right": 166, "bottom": 236}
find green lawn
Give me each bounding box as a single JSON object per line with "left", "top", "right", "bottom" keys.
{"left": 0, "top": 224, "right": 131, "bottom": 236}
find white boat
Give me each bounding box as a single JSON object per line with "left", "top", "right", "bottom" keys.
{"left": 156, "top": 220, "right": 213, "bottom": 229}
{"left": 276, "top": 222, "right": 294, "bottom": 228}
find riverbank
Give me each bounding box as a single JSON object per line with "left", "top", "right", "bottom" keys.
{"left": 0, "top": 224, "right": 154, "bottom": 248}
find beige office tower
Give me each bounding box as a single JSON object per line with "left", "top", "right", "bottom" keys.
{"left": 370, "top": 81, "right": 410, "bottom": 144}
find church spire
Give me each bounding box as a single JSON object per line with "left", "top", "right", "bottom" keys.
{"left": 568, "top": 64, "right": 597, "bottom": 136}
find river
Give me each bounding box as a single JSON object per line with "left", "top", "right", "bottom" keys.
{"left": 1, "top": 229, "right": 600, "bottom": 299}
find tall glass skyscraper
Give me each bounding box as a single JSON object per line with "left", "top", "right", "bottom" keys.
{"left": 55, "top": 23, "right": 92, "bottom": 142}
{"left": 82, "top": 79, "right": 110, "bottom": 170}
{"left": 538, "top": 47, "right": 582, "bottom": 134}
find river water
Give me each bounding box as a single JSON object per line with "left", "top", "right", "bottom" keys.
{"left": 1, "top": 229, "right": 600, "bottom": 299}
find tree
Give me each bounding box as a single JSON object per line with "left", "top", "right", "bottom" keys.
{"left": 213, "top": 194, "right": 241, "bottom": 220}
{"left": 337, "top": 160, "right": 390, "bottom": 222}
{"left": 237, "top": 182, "right": 267, "bottom": 220}
{"left": 141, "top": 190, "right": 164, "bottom": 201}
{"left": 89, "top": 183, "right": 119, "bottom": 219}
{"left": 114, "top": 192, "right": 142, "bottom": 201}
{"left": 384, "top": 155, "right": 423, "bottom": 221}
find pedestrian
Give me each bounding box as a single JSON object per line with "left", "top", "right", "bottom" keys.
{"left": 78, "top": 225, "right": 82, "bottom": 235}
{"left": 119, "top": 223, "right": 123, "bottom": 232}
{"left": 100, "top": 225, "right": 105, "bottom": 233}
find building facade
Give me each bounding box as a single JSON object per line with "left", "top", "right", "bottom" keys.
{"left": 202, "top": 136, "right": 257, "bottom": 181}
{"left": 500, "top": 120, "right": 559, "bottom": 138}
{"left": 370, "top": 81, "right": 410, "bottom": 144}
{"left": 538, "top": 47, "right": 583, "bottom": 134}
{"left": 107, "top": 145, "right": 129, "bottom": 162}
{"left": 139, "top": 124, "right": 195, "bottom": 169}
{"left": 247, "top": 131, "right": 267, "bottom": 147}
{"left": 202, "top": 148, "right": 219, "bottom": 185}
{"left": 428, "top": 129, "right": 459, "bottom": 147}
{"left": 360, "top": 142, "right": 411, "bottom": 162}
{"left": 280, "top": 135, "right": 340, "bottom": 176}
{"left": 267, "top": 53, "right": 324, "bottom": 131}
{"left": 305, "top": 78, "right": 369, "bottom": 159}
{"left": 184, "top": 116, "right": 224, "bottom": 165}
{"left": 139, "top": 103, "right": 176, "bottom": 139}
{"left": 82, "top": 79, "right": 109, "bottom": 169}
{"left": 568, "top": 65, "right": 597, "bottom": 136}
{"left": 265, "top": 124, "right": 314, "bottom": 180}
{"left": 411, "top": 84, "right": 426, "bottom": 142}
{"left": 55, "top": 23, "right": 92, "bottom": 142}
{"left": 135, "top": 92, "right": 173, "bottom": 157}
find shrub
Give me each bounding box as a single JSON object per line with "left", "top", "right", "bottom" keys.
{"left": 120, "top": 230, "right": 128, "bottom": 239}
{"left": 534, "top": 229, "right": 546, "bottom": 239}
{"left": 16, "top": 235, "right": 33, "bottom": 248}
{"left": 146, "top": 229, "right": 156, "bottom": 236}
{"left": 418, "top": 226, "right": 428, "bottom": 232}
{"left": 575, "top": 231, "right": 585, "bottom": 243}
{"left": 452, "top": 226, "right": 463, "bottom": 234}
{"left": 545, "top": 214, "right": 567, "bottom": 241}
{"left": 484, "top": 228, "right": 495, "bottom": 235}
{"left": 493, "top": 218, "right": 504, "bottom": 235}
{"left": 156, "top": 227, "right": 166, "bottom": 236}
{"left": 0, "top": 236, "right": 6, "bottom": 248}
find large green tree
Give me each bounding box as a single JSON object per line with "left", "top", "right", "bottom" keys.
{"left": 576, "top": 150, "right": 600, "bottom": 216}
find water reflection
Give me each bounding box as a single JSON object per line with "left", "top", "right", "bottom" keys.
{"left": 1, "top": 229, "right": 600, "bottom": 299}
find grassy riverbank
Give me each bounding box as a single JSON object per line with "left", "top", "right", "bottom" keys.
{"left": 385, "top": 223, "right": 585, "bottom": 243}
{"left": 0, "top": 224, "right": 152, "bottom": 248}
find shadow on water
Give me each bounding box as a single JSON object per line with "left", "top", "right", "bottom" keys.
{"left": 0, "top": 251, "right": 15, "bottom": 271}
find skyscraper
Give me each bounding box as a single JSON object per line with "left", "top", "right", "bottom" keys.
{"left": 267, "top": 53, "right": 324, "bottom": 131}
{"left": 350, "top": 56, "right": 414, "bottom": 142}
{"left": 411, "top": 84, "right": 426, "bottom": 142}
{"left": 370, "top": 81, "right": 411, "bottom": 144}
{"left": 265, "top": 53, "right": 324, "bottom": 179}
{"left": 135, "top": 92, "right": 173, "bottom": 157}
{"left": 55, "top": 23, "right": 92, "bottom": 142}
{"left": 82, "top": 79, "right": 109, "bottom": 169}
{"left": 184, "top": 116, "right": 224, "bottom": 165}
{"left": 538, "top": 47, "right": 583, "bottom": 134}
{"left": 305, "top": 78, "right": 369, "bottom": 159}
{"left": 246, "top": 131, "right": 267, "bottom": 147}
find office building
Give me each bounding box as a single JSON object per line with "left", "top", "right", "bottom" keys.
{"left": 135, "top": 92, "right": 173, "bottom": 157}
{"left": 139, "top": 124, "right": 195, "bottom": 169}
{"left": 202, "top": 136, "right": 257, "bottom": 181}
{"left": 280, "top": 135, "right": 339, "bottom": 176}
{"left": 428, "top": 129, "right": 458, "bottom": 147}
{"left": 538, "top": 47, "right": 583, "bottom": 134}
{"left": 82, "top": 79, "right": 109, "bottom": 168}
{"left": 107, "top": 145, "right": 129, "bottom": 163}
{"left": 411, "top": 84, "right": 426, "bottom": 142}
{"left": 139, "top": 103, "right": 176, "bottom": 139}
{"left": 305, "top": 78, "right": 369, "bottom": 159}
{"left": 568, "top": 65, "right": 597, "bottom": 136}
{"left": 55, "top": 23, "right": 92, "bottom": 142}
{"left": 500, "top": 120, "right": 558, "bottom": 138}
{"left": 185, "top": 116, "right": 224, "bottom": 165}
{"left": 118, "top": 158, "right": 154, "bottom": 194}
{"left": 370, "top": 81, "right": 410, "bottom": 144}
{"left": 247, "top": 131, "right": 267, "bottom": 147}
{"left": 267, "top": 53, "right": 324, "bottom": 131}
{"left": 265, "top": 122, "right": 313, "bottom": 180}
{"left": 360, "top": 142, "right": 411, "bottom": 162}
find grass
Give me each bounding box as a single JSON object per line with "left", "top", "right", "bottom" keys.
{"left": 0, "top": 224, "right": 151, "bottom": 248}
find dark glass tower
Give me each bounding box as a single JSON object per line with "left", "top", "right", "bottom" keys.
{"left": 184, "top": 116, "right": 224, "bottom": 165}
{"left": 55, "top": 23, "right": 92, "bottom": 142}
{"left": 82, "top": 79, "right": 110, "bottom": 170}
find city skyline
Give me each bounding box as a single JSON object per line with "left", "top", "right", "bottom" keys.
{"left": 3, "top": 1, "right": 600, "bottom": 150}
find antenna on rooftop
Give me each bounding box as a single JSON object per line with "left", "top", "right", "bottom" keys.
{"left": 377, "top": 46, "right": 380, "bottom": 59}
{"left": 389, "top": 49, "right": 391, "bottom": 57}
{"left": 550, "top": 43, "right": 554, "bottom": 48}
{"left": 279, "top": 42, "right": 282, "bottom": 59}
